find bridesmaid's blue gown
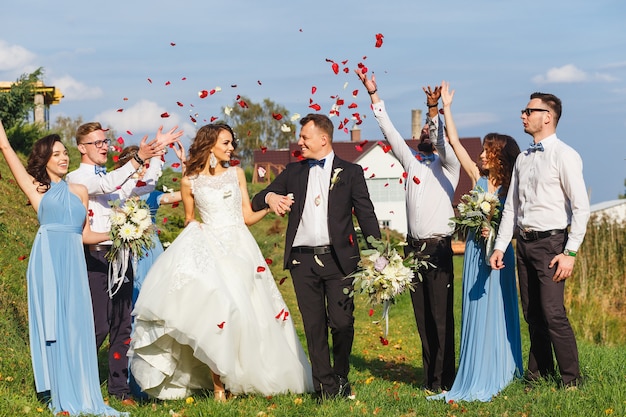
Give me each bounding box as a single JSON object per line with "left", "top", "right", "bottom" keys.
{"left": 430, "top": 177, "right": 523, "bottom": 402}
{"left": 27, "top": 180, "right": 124, "bottom": 415}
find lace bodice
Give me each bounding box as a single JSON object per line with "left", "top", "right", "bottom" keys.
{"left": 190, "top": 168, "right": 244, "bottom": 230}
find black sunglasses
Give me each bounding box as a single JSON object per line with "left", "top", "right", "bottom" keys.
{"left": 521, "top": 108, "right": 549, "bottom": 116}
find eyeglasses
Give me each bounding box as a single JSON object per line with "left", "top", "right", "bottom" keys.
{"left": 521, "top": 108, "right": 549, "bottom": 116}
{"left": 81, "top": 138, "right": 111, "bottom": 148}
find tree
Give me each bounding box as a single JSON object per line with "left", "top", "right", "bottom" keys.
{"left": 222, "top": 96, "right": 296, "bottom": 167}
{"left": 52, "top": 115, "right": 85, "bottom": 145}
{"left": 0, "top": 68, "right": 44, "bottom": 131}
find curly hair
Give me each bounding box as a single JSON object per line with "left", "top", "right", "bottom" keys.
{"left": 26, "top": 134, "right": 64, "bottom": 193}
{"left": 478, "top": 133, "right": 520, "bottom": 198}
{"left": 185, "top": 123, "right": 237, "bottom": 177}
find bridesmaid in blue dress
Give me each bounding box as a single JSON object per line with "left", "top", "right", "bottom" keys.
{"left": 0, "top": 121, "right": 125, "bottom": 416}
{"left": 430, "top": 82, "right": 523, "bottom": 402}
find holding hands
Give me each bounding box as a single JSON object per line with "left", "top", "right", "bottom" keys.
{"left": 266, "top": 192, "right": 294, "bottom": 216}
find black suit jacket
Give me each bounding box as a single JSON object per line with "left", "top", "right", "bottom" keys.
{"left": 252, "top": 156, "right": 381, "bottom": 275}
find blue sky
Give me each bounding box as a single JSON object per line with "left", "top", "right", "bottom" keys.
{"left": 2, "top": 0, "right": 625, "bottom": 204}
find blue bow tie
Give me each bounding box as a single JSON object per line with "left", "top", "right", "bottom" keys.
{"left": 528, "top": 142, "right": 544, "bottom": 152}
{"left": 94, "top": 165, "right": 107, "bottom": 175}
{"left": 307, "top": 158, "right": 326, "bottom": 168}
{"left": 418, "top": 153, "right": 436, "bottom": 163}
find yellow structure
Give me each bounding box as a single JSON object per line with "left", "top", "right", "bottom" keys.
{"left": 0, "top": 81, "right": 64, "bottom": 127}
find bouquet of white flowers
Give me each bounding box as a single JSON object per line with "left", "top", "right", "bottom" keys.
{"left": 346, "top": 236, "right": 432, "bottom": 338}
{"left": 106, "top": 196, "right": 155, "bottom": 297}
{"left": 450, "top": 186, "right": 501, "bottom": 262}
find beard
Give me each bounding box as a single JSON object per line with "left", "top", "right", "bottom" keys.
{"left": 418, "top": 142, "right": 434, "bottom": 153}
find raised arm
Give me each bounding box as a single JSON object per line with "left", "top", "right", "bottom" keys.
{"left": 0, "top": 120, "right": 43, "bottom": 211}
{"left": 440, "top": 81, "right": 480, "bottom": 185}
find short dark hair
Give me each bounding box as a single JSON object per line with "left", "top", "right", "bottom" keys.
{"left": 530, "top": 92, "right": 562, "bottom": 126}
{"left": 300, "top": 113, "right": 334, "bottom": 141}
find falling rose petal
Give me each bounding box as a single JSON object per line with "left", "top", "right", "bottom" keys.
{"left": 279, "top": 276, "right": 288, "bottom": 285}
{"left": 229, "top": 159, "right": 240, "bottom": 166}
{"left": 172, "top": 202, "right": 179, "bottom": 208}
{"left": 280, "top": 124, "right": 291, "bottom": 133}
{"left": 331, "top": 62, "right": 339, "bottom": 74}
{"left": 314, "top": 255, "right": 324, "bottom": 267}
{"left": 165, "top": 81, "right": 171, "bottom": 86}
{"left": 257, "top": 80, "right": 262, "bottom": 85}
{"left": 161, "top": 112, "right": 170, "bottom": 118}
{"left": 265, "top": 258, "right": 273, "bottom": 265}
{"left": 363, "top": 166, "right": 369, "bottom": 171}
{"left": 170, "top": 42, "right": 176, "bottom": 46}
{"left": 348, "top": 102, "right": 358, "bottom": 109}
{"left": 283, "top": 311, "right": 289, "bottom": 321}
{"left": 348, "top": 234, "right": 354, "bottom": 246}
{"left": 88, "top": 209, "right": 94, "bottom": 217}
{"left": 381, "top": 145, "right": 391, "bottom": 153}
{"left": 136, "top": 180, "right": 147, "bottom": 187}
{"left": 399, "top": 179, "right": 403, "bottom": 184}
{"left": 369, "top": 173, "right": 376, "bottom": 178}
{"left": 402, "top": 172, "right": 408, "bottom": 178}
{"left": 123, "top": 97, "right": 128, "bottom": 101}
{"left": 380, "top": 336, "right": 389, "bottom": 346}
{"left": 309, "top": 103, "right": 321, "bottom": 111}
{"left": 439, "top": 108, "right": 445, "bottom": 114}
{"left": 190, "top": 115, "right": 197, "bottom": 123}
{"left": 369, "top": 309, "right": 374, "bottom": 317}
{"left": 355, "top": 145, "right": 363, "bottom": 152}
{"left": 352, "top": 89, "right": 359, "bottom": 97}
{"left": 292, "top": 150, "right": 302, "bottom": 158}
{"left": 172, "top": 178, "right": 178, "bottom": 182}
{"left": 343, "top": 67, "right": 350, "bottom": 74}
{"left": 258, "top": 166, "right": 267, "bottom": 178}
{"left": 117, "top": 137, "right": 125, "bottom": 144}
{"left": 272, "top": 113, "right": 283, "bottom": 121}
{"left": 384, "top": 183, "right": 389, "bottom": 187}
{"left": 147, "top": 78, "right": 152, "bottom": 84}
{"left": 171, "top": 162, "right": 181, "bottom": 169}
{"left": 390, "top": 163, "right": 395, "bottom": 168}
{"left": 275, "top": 308, "right": 285, "bottom": 319}
{"left": 124, "top": 338, "right": 132, "bottom": 345}
{"left": 260, "top": 146, "right": 268, "bottom": 153}
{"left": 113, "top": 352, "right": 121, "bottom": 360}
{"left": 238, "top": 100, "right": 249, "bottom": 108}
{"left": 375, "top": 33, "right": 384, "bottom": 48}
{"left": 117, "top": 108, "right": 124, "bottom": 112}
{"left": 176, "top": 101, "right": 184, "bottom": 107}
{"left": 217, "top": 321, "right": 225, "bottom": 329}
{"left": 413, "top": 176, "right": 421, "bottom": 184}
{"left": 210, "top": 88, "right": 217, "bottom": 95}
{"left": 199, "top": 90, "right": 209, "bottom": 99}
{"left": 311, "top": 86, "right": 317, "bottom": 95}
{"left": 112, "top": 155, "right": 119, "bottom": 163}
{"left": 18, "top": 255, "right": 27, "bottom": 261}
{"left": 390, "top": 210, "right": 395, "bottom": 214}
{"left": 181, "top": 77, "right": 187, "bottom": 80}
{"left": 210, "top": 116, "right": 218, "bottom": 122}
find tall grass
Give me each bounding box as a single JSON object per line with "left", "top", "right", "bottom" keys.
{"left": 1, "top": 160, "right": 625, "bottom": 416}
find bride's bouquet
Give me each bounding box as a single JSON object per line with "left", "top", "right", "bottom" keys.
{"left": 450, "top": 187, "right": 501, "bottom": 262}
{"left": 106, "top": 196, "right": 155, "bottom": 297}
{"left": 346, "top": 236, "right": 432, "bottom": 339}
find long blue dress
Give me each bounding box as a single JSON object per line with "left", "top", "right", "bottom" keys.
{"left": 430, "top": 177, "right": 523, "bottom": 402}
{"left": 27, "top": 180, "right": 124, "bottom": 416}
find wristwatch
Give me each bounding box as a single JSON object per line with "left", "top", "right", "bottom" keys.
{"left": 563, "top": 249, "right": 577, "bottom": 257}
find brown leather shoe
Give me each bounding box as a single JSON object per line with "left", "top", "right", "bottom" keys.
{"left": 120, "top": 398, "right": 137, "bottom": 407}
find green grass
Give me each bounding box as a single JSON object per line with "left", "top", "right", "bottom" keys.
{"left": 1, "top": 162, "right": 626, "bottom": 416}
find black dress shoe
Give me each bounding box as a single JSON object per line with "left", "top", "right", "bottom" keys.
{"left": 337, "top": 375, "right": 353, "bottom": 399}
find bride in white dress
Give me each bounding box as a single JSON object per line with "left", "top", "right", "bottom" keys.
{"left": 129, "top": 124, "right": 314, "bottom": 401}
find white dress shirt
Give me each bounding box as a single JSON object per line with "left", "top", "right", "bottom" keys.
{"left": 292, "top": 152, "right": 334, "bottom": 247}
{"left": 372, "top": 101, "right": 460, "bottom": 239}
{"left": 494, "top": 134, "right": 590, "bottom": 252}
{"left": 66, "top": 157, "right": 163, "bottom": 239}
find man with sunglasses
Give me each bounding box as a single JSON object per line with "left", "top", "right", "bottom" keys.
{"left": 66, "top": 122, "right": 182, "bottom": 405}
{"left": 490, "top": 93, "right": 590, "bottom": 390}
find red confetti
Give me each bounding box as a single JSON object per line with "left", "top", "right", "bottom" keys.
{"left": 160, "top": 112, "right": 170, "bottom": 118}
{"left": 18, "top": 255, "right": 27, "bottom": 261}
{"left": 190, "top": 115, "right": 197, "bottom": 123}
{"left": 147, "top": 78, "right": 152, "bottom": 84}
{"left": 275, "top": 308, "right": 285, "bottom": 319}
{"left": 352, "top": 89, "right": 359, "bottom": 97}
{"left": 348, "top": 102, "right": 358, "bottom": 109}
{"left": 260, "top": 146, "right": 267, "bottom": 153}
{"left": 210, "top": 116, "right": 218, "bottom": 122}
{"left": 348, "top": 234, "right": 355, "bottom": 246}
{"left": 369, "top": 309, "right": 374, "bottom": 317}
{"left": 176, "top": 101, "right": 184, "bottom": 107}
{"left": 162, "top": 217, "right": 168, "bottom": 224}
{"left": 229, "top": 159, "right": 240, "bottom": 166}
{"left": 283, "top": 311, "right": 289, "bottom": 321}
{"left": 171, "top": 162, "right": 181, "bottom": 168}
{"left": 379, "top": 336, "right": 389, "bottom": 346}
{"left": 88, "top": 209, "right": 94, "bottom": 217}
{"left": 113, "top": 352, "right": 121, "bottom": 360}
{"left": 309, "top": 103, "right": 321, "bottom": 111}
{"left": 265, "top": 258, "right": 273, "bottom": 265}
{"left": 116, "top": 108, "right": 124, "bottom": 112}
{"left": 112, "top": 155, "right": 119, "bottom": 163}
{"left": 402, "top": 172, "right": 408, "bottom": 178}
{"left": 238, "top": 100, "right": 249, "bottom": 108}
{"left": 199, "top": 90, "right": 209, "bottom": 99}
{"left": 170, "top": 42, "right": 176, "bottom": 46}
{"left": 384, "top": 183, "right": 389, "bottom": 187}
{"left": 165, "top": 81, "right": 171, "bottom": 86}
{"left": 369, "top": 173, "right": 376, "bottom": 178}
{"left": 136, "top": 180, "right": 147, "bottom": 187}
{"left": 257, "top": 80, "right": 262, "bottom": 85}
{"left": 311, "top": 86, "right": 317, "bottom": 94}
{"left": 413, "top": 176, "right": 421, "bottom": 184}
{"left": 124, "top": 338, "right": 131, "bottom": 345}
{"left": 292, "top": 150, "right": 302, "bottom": 158}
{"left": 272, "top": 113, "right": 283, "bottom": 121}
{"left": 336, "top": 98, "right": 345, "bottom": 106}
{"left": 279, "top": 277, "right": 288, "bottom": 285}
{"left": 217, "top": 321, "right": 225, "bottom": 329}
{"left": 123, "top": 97, "right": 128, "bottom": 101}
{"left": 331, "top": 62, "right": 339, "bottom": 74}
{"left": 375, "top": 33, "right": 384, "bottom": 48}
{"left": 171, "top": 202, "right": 179, "bottom": 208}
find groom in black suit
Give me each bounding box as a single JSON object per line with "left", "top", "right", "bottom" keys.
{"left": 252, "top": 113, "right": 381, "bottom": 400}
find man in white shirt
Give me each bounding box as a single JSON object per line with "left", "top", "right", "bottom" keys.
{"left": 490, "top": 93, "right": 590, "bottom": 389}
{"left": 357, "top": 72, "right": 460, "bottom": 392}
{"left": 66, "top": 122, "right": 182, "bottom": 404}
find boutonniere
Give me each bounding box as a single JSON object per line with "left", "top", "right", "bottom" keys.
{"left": 330, "top": 168, "right": 343, "bottom": 190}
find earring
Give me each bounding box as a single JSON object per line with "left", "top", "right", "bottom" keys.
{"left": 209, "top": 152, "right": 218, "bottom": 169}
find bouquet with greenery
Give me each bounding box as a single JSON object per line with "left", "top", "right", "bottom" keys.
{"left": 346, "top": 236, "right": 432, "bottom": 338}
{"left": 450, "top": 187, "right": 501, "bottom": 261}
{"left": 106, "top": 196, "right": 155, "bottom": 297}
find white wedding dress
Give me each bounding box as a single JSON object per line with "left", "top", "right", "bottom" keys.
{"left": 129, "top": 168, "right": 314, "bottom": 399}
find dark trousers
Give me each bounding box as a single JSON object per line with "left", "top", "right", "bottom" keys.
{"left": 289, "top": 249, "right": 354, "bottom": 396}
{"left": 516, "top": 232, "right": 580, "bottom": 385}
{"left": 405, "top": 236, "right": 455, "bottom": 391}
{"left": 84, "top": 247, "right": 133, "bottom": 398}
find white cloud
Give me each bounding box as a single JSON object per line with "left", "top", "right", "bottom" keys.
{"left": 51, "top": 75, "right": 103, "bottom": 101}
{"left": 0, "top": 40, "right": 36, "bottom": 72}
{"left": 532, "top": 64, "right": 588, "bottom": 84}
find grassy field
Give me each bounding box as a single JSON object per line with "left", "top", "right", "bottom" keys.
{"left": 1, "top": 162, "right": 625, "bottom": 416}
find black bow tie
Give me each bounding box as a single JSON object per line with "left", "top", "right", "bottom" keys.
{"left": 307, "top": 158, "right": 326, "bottom": 168}
{"left": 528, "top": 142, "right": 544, "bottom": 152}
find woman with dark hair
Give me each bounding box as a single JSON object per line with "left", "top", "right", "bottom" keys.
{"left": 129, "top": 124, "right": 313, "bottom": 401}
{"left": 429, "top": 82, "right": 524, "bottom": 402}
{"left": 0, "top": 120, "right": 124, "bottom": 415}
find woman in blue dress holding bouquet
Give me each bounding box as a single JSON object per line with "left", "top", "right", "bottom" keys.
{"left": 430, "top": 82, "right": 523, "bottom": 402}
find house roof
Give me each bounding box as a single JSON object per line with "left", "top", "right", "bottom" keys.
{"left": 253, "top": 136, "right": 483, "bottom": 205}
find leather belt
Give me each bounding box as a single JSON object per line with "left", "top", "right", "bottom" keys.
{"left": 407, "top": 235, "right": 451, "bottom": 248}
{"left": 292, "top": 245, "right": 332, "bottom": 255}
{"left": 518, "top": 228, "right": 566, "bottom": 242}
{"left": 86, "top": 244, "right": 112, "bottom": 252}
